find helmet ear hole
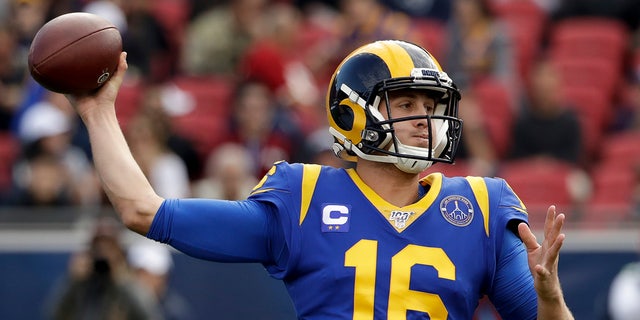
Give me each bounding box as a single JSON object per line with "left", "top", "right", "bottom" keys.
{"left": 331, "top": 103, "right": 355, "bottom": 131}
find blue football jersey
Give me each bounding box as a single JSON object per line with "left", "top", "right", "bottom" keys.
{"left": 248, "top": 161, "right": 529, "bottom": 320}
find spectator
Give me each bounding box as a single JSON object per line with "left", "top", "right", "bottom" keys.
{"left": 9, "top": 0, "right": 49, "bottom": 64}
{"left": 85, "top": 0, "right": 172, "bottom": 83}
{"left": 139, "top": 85, "right": 203, "bottom": 181}
{"left": 48, "top": 216, "right": 162, "bottom": 320}
{"left": 128, "top": 239, "right": 194, "bottom": 320}
{"left": 611, "top": 70, "right": 640, "bottom": 132}
{"left": 381, "top": 0, "right": 451, "bottom": 21}
{"left": 192, "top": 143, "right": 258, "bottom": 201}
{"left": 1, "top": 149, "right": 75, "bottom": 206}
{"left": 82, "top": 1, "right": 127, "bottom": 36}
{"left": 3, "top": 0, "right": 50, "bottom": 133}
{"left": 552, "top": 0, "right": 640, "bottom": 31}
{"left": 455, "top": 93, "right": 499, "bottom": 176}
{"left": 334, "top": 0, "right": 430, "bottom": 56}
{"left": 0, "top": 0, "right": 8, "bottom": 21}
{"left": 0, "top": 25, "right": 23, "bottom": 131}
{"left": 293, "top": 0, "right": 339, "bottom": 12}
{"left": 303, "top": 0, "right": 434, "bottom": 85}
{"left": 289, "top": 0, "right": 341, "bottom": 81}
{"left": 445, "top": 0, "right": 516, "bottom": 92}
{"left": 180, "top": 0, "right": 268, "bottom": 76}
{"left": 125, "top": 107, "right": 191, "bottom": 198}
{"left": 218, "top": 80, "right": 300, "bottom": 179}
{"left": 303, "top": 126, "right": 353, "bottom": 168}
{"left": 238, "top": 3, "right": 322, "bottom": 118}
{"left": 633, "top": 163, "right": 640, "bottom": 221}
{"left": 9, "top": 96, "right": 100, "bottom": 206}
{"left": 508, "top": 58, "right": 583, "bottom": 165}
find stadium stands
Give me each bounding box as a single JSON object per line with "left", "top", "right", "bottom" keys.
{"left": 169, "top": 75, "right": 233, "bottom": 159}
{"left": 498, "top": 157, "right": 577, "bottom": 225}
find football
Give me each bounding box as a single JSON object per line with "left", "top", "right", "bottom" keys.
{"left": 28, "top": 12, "right": 122, "bottom": 95}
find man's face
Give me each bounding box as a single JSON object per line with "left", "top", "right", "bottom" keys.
{"left": 379, "top": 89, "right": 437, "bottom": 149}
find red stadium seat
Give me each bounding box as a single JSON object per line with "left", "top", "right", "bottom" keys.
{"left": 0, "top": 132, "right": 18, "bottom": 192}
{"left": 493, "top": 0, "right": 548, "bottom": 84}
{"left": 150, "top": 0, "right": 190, "bottom": 38}
{"left": 471, "top": 78, "right": 515, "bottom": 159}
{"left": 560, "top": 86, "right": 612, "bottom": 161}
{"left": 581, "top": 131, "right": 640, "bottom": 227}
{"left": 598, "top": 130, "right": 640, "bottom": 169}
{"left": 561, "top": 86, "right": 612, "bottom": 128}
{"left": 505, "top": 19, "right": 546, "bottom": 86}
{"left": 552, "top": 57, "right": 620, "bottom": 100}
{"left": 149, "top": 0, "right": 191, "bottom": 80}
{"left": 583, "top": 166, "right": 635, "bottom": 228}
{"left": 412, "top": 19, "right": 448, "bottom": 63}
{"left": 549, "top": 17, "right": 629, "bottom": 63}
{"left": 169, "top": 76, "right": 234, "bottom": 158}
{"left": 492, "top": 0, "right": 547, "bottom": 20}
{"left": 548, "top": 18, "right": 628, "bottom": 108}
{"left": 115, "top": 80, "right": 145, "bottom": 128}
{"left": 498, "top": 157, "right": 577, "bottom": 225}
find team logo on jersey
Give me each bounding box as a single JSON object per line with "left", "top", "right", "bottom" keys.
{"left": 321, "top": 204, "right": 350, "bottom": 232}
{"left": 440, "top": 195, "right": 474, "bottom": 227}
{"left": 389, "top": 211, "right": 414, "bottom": 229}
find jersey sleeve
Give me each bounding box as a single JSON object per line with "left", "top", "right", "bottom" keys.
{"left": 495, "top": 178, "right": 529, "bottom": 226}
{"left": 484, "top": 177, "right": 538, "bottom": 319}
{"left": 146, "top": 198, "right": 286, "bottom": 264}
{"left": 489, "top": 228, "right": 537, "bottom": 320}
{"left": 487, "top": 176, "right": 530, "bottom": 244}
{"left": 246, "top": 161, "right": 306, "bottom": 279}
{"left": 146, "top": 161, "right": 305, "bottom": 272}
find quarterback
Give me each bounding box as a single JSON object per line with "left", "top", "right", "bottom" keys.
{"left": 67, "top": 40, "right": 573, "bottom": 319}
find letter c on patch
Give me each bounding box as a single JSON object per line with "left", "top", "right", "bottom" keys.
{"left": 322, "top": 205, "right": 349, "bottom": 225}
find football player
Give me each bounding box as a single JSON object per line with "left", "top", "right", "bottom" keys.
{"left": 67, "top": 40, "right": 573, "bottom": 319}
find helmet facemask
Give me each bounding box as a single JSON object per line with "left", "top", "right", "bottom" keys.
{"left": 367, "top": 73, "right": 462, "bottom": 173}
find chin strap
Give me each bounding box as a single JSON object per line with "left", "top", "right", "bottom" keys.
{"left": 389, "top": 142, "right": 434, "bottom": 174}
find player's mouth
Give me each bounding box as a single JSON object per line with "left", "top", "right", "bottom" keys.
{"left": 412, "top": 133, "right": 430, "bottom": 147}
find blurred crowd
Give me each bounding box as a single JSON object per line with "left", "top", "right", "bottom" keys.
{"left": 0, "top": 0, "right": 640, "bottom": 228}
{"left": 45, "top": 216, "right": 193, "bottom": 320}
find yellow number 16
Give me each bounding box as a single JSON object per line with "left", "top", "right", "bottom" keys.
{"left": 345, "top": 239, "right": 456, "bottom": 320}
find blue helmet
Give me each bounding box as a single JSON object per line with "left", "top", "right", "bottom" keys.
{"left": 326, "top": 40, "right": 463, "bottom": 173}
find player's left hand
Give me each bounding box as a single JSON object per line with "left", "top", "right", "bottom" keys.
{"left": 518, "top": 205, "right": 567, "bottom": 301}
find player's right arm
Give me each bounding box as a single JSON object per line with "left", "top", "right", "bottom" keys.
{"left": 68, "top": 52, "right": 163, "bottom": 235}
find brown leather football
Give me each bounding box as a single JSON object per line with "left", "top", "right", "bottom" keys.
{"left": 28, "top": 12, "right": 122, "bottom": 95}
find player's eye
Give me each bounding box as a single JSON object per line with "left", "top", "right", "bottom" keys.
{"left": 398, "top": 102, "right": 411, "bottom": 109}
{"left": 425, "top": 104, "right": 435, "bottom": 115}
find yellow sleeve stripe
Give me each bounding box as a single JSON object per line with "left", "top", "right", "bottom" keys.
{"left": 505, "top": 183, "right": 528, "bottom": 214}
{"left": 250, "top": 165, "right": 277, "bottom": 195}
{"left": 250, "top": 188, "right": 275, "bottom": 196}
{"left": 300, "top": 164, "right": 322, "bottom": 226}
{"left": 465, "top": 177, "right": 490, "bottom": 237}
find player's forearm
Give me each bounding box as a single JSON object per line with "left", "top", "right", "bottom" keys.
{"left": 81, "top": 106, "right": 162, "bottom": 234}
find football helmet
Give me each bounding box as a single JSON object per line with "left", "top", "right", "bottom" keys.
{"left": 326, "top": 40, "right": 463, "bottom": 173}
